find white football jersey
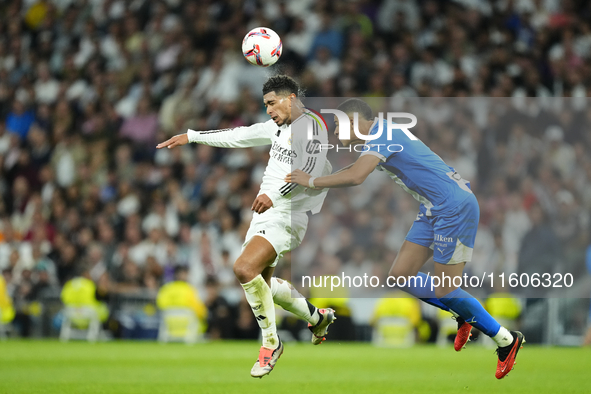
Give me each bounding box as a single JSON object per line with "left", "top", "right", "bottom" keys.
{"left": 187, "top": 109, "right": 331, "bottom": 214}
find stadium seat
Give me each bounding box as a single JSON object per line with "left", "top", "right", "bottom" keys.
{"left": 372, "top": 317, "right": 416, "bottom": 348}
{"left": 157, "top": 308, "right": 202, "bottom": 345}
{"left": 59, "top": 306, "right": 103, "bottom": 342}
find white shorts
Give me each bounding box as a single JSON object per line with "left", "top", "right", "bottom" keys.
{"left": 242, "top": 210, "right": 309, "bottom": 267}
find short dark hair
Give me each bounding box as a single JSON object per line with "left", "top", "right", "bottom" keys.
{"left": 205, "top": 275, "right": 219, "bottom": 287}
{"left": 262, "top": 75, "right": 300, "bottom": 97}
{"left": 337, "top": 98, "right": 373, "bottom": 120}
{"left": 174, "top": 265, "right": 189, "bottom": 279}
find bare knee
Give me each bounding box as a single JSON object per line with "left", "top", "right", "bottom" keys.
{"left": 234, "top": 236, "right": 277, "bottom": 284}
{"left": 233, "top": 258, "right": 257, "bottom": 283}
{"left": 433, "top": 262, "right": 465, "bottom": 298}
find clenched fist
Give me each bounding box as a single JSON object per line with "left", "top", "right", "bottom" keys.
{"left": 251, "top": 194, "right": 273, "bottom": 214}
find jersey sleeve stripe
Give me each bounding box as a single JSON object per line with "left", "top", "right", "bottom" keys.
{"left": 279, "top": 157, "right": 317, "bottom": 196}
{"left": 195, "top": 128, "right": 234, "bottom": 135}
{"left": 279, "top": 157, "right": 312, "bottom": 194}
{"left": 280, "top": 183, "right": 298, "bottom": 196}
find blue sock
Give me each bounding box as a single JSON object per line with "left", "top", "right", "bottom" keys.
{"left": 398, "top": 272, "right": 450, "bottom": 312}
{"left": 440, "top": 287, "right": 501, "bottom": 337}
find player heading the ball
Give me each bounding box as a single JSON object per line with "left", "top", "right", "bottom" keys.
{"left": 157, "top": 75, "right": 335, "bottom": 378}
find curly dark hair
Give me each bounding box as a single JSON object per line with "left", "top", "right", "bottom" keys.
{"left": 262, "top": 75, "right": 300, "bottom": 97}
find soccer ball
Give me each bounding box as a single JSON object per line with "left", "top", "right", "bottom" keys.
{"left": 242, "top": 27, "right": 282, "bottom": 67}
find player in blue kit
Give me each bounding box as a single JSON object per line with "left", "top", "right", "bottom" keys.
{"left": 286, "top": 98, "right": 525, "bottom": 379}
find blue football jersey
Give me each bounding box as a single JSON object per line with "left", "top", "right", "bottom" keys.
{"left": 360, "top": 118, "right": 473, "bottom": 216}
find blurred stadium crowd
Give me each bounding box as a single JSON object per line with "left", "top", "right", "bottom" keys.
{"left": 1, "top": 0, "right": 591, "bottom": 339}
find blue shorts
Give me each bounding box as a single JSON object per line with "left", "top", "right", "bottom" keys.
{"left": 405, "top": 194, "right": 479, "bottom": 265}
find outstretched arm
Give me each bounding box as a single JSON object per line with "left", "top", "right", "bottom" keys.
{"left": 285, "top": 154, "right": 380, "bottom": 188}
{"left": 157, "top": 120, "right": 276, "bottom": 149}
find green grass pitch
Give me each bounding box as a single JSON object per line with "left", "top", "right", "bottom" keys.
{"left": 0, "top": 340, "right": 589, "bottom": 394}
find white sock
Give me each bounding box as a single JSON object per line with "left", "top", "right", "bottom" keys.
{"left": 492, "top": 326, "right": 514, "bottom": 347}
{"left": 271, "top": 277, "right": 320, "bottom": 326}
{"left": 241, "top": 275, "right": 278, "bottom": 349}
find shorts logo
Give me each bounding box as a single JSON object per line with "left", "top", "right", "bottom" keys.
{"left": 434, "top": 234, "right": 453, "bottom": 243}
{"left": 256, "top": 315, "right": 267, "bottom": 321}
{"left": 257, "top": 230, "right": 266, "bottom": 235}
{"left": 437, "top": 247, "right": 444, "bottom": 254}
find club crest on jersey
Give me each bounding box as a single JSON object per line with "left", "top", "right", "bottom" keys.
{"left": 288, "top": 136, "right": 292, "bottom": 145}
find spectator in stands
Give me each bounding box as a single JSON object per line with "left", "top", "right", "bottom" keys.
{"left": 0, "top": 271, "right": 15, "bottom": 327}
{"left": 60, "top": 270, "right": 109, "bottom": 329}
{"left": 518, "top": 204, "right": 562, "bottom": 276}
{"left": 5, "top": 100, "right": 34, "bottom": 142}
{"left": 308, "top": 46, "right": 341, "bottom": 82}
{"left": 34, "top": 62, "right": 59, "bottom": 105}
{"left": 0, "top": 0, "right": 590, "bottom": 341}
{"left": 309, "top": 13, "right": 344, "bottom": 59}
{"left": 156, "top": 265, "right": 207, "bottom": 323}
{"left": 119, "top": 97, "right": 159, "bottom": 149}
{"left": 204, "top": 276, "right": 234, "bottom": 339}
